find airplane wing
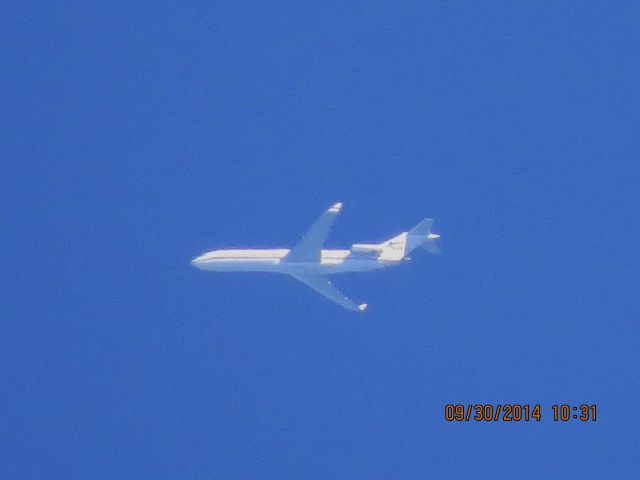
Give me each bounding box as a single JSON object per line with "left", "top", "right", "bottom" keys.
{"left": 290, "top": 273, "right": 367, "bottom": 312}
{"left": 285, "top": 202, "right": 342, "bottom": 262}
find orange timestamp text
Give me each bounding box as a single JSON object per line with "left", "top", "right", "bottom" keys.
{"left": 444, "top": 404, "right": 598, "bottom": 422}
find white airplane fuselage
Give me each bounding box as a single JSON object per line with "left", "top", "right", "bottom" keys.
{"left": 191, "top": 249, "right": 401, "bottom": 274}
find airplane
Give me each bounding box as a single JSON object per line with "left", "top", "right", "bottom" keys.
{"left": 191, "top": 202, "right": 440, "bottom": 312}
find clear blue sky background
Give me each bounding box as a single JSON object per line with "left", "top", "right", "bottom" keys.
{"left": 3, "top": 2, "right": 639, "bottom": 478}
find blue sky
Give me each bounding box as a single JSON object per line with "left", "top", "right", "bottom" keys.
{"left": 3, "top": 2, "right": 639, "bottom": 478}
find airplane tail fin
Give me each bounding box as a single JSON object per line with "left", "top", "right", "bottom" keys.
{"left": 407, "top": 218, "right": 441, "bottom": 255}
{"left": 377, "top": 218, "right": 440, "bottom": 260}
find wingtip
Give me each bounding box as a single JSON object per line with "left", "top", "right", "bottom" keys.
{"left": 328, "top": 202, "right": 343, "bottom": 213}
{"left": 357, "top": 303, "right": 368, "bottom": 312}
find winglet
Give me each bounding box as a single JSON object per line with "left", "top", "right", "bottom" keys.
{"left": 357, "top": 303, "right": 368, "bottom": 312}
{"left": 328, "top": 202, "right": 342, "bottom": 213}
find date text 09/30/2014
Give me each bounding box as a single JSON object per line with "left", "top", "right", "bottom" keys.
{"left": 444, "top": 404, "right": 597, "bottom": 422}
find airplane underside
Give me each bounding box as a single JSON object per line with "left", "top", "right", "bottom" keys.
{"left": 194, "top": 258, "right": 395, "bottom": 274}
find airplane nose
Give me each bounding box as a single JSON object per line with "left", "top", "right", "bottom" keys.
{"left": 191, "top": 255, "right": 204, "bottom": 266}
